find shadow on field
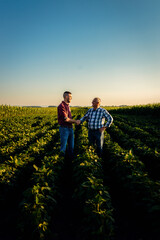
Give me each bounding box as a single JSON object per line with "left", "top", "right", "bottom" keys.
{"left": 51, "top": 152, "right": 82, "bottom": 240}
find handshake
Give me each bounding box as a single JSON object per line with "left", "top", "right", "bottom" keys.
{"left": 75, "top": 120, "right": 81, "bottom": 125}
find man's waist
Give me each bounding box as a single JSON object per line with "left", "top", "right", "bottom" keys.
{"left": 60, "top": 125, "right": 73, "bottom": 128}
{"left": 88, "top": 128, "right": 100, "bottom": 131}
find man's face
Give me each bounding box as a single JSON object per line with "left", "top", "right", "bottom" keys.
{"left": 92, "top": 99, "right": 100, "bottom": 108}
{"left": 65, "top": 93, "right": 72, "bottom": 103}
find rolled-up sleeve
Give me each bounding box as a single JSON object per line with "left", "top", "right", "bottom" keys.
{"left": 103, "top": 110, "right": 113, "bottom": 127}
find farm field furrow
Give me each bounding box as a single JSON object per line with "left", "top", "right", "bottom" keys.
{"left": 113, "top": 119, "right": 160, "bottom": 151}
{"left": 107, "top": 123, "right": 160, "bottom": 180}
{"left": 111, "top": 114, "right": 160, "bottom": 138}
{"left": 0, "top": 104, "right": 160, "bottom": 240}
{"left": 102, "top": 133, "right": 160, "bottom": 239}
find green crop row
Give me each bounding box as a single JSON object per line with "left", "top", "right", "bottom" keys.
{"left": 103, "top": 132, "right": 160, "bottom": 238}
{"left": 109, "top": 103, "right": 160, "bottom": 116}
{"left": 18, "top": 152, "right": 64, "bottom": 240}
{"left": 0, "top": 105, "right": 57, "bottom": 118}
{"left": 0, "top": 128, "right": 58, "bottom": 185}
{"left": 107, "top": 123, "right": 160, "bottom": 180}
{"left": 114, "top": 119, "right": 160, "bottom": 151}
{"left": 0, "top": 115, "right": 57, "bottom": 147}
{"left": 73, "top": 126, "right": 115, "bottom": 240}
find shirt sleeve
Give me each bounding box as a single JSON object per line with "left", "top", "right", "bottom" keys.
{"left": 80, "top": 109, "right": 90, "bottom": 123}
{"left": 103, "top": 109, "right": 113, "bottom": 127}
{"left": 58, "top": 104, "right": 68, "bottom": 120}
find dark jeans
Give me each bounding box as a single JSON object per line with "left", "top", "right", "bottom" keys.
{"left": 59, "top": 126, "right": 74, "bottom": 158}
{"left": 88, "top": 129, "right": 104, "bottom": 157}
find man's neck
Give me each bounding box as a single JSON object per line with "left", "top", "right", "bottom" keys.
{"left": 93, "top": 106, "right": 99, "bottom": 110}
{"left": 63, "top": 100, "right": 69, "bottom": 105}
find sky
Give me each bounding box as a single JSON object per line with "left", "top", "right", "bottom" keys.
{"left": 0, "top": 0, "right": 160, "bottom": 106}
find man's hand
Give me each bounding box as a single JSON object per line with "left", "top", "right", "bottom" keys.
{"left": 65, "top": 118, "right": 79, "bottom": 124}
{"left": 76, "top": 120, "right": 81, "bottom": 125}
{"left": 99, "top": 127, "right": 107, "bottom": 133}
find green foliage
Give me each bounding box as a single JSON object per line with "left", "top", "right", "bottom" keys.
{"left": 0, "top": 105, "right": 160, "bottom": 239}
{"left": 73, "top": 125, "right": 115, "bottom": 239}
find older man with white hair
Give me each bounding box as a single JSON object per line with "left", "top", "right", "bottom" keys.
{"left": 77, "top": 97, "right": 113, "bottom": 157}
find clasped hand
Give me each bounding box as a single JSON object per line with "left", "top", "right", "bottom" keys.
{"left": 75, "top": 120, "right": 81, "bottom": 125}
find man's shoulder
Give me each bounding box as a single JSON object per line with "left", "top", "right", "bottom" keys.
{"left": 99, "top": 107, "right": 105, "bottom": 111}
{"left": 87, "top": 108, "right": 93, "bottom": 113}
{"left": 58, "top": 102, "right": 64, "bottom": 109}
{"left": 99, "top": 107, "right": 109, "bottom": 114}
{"left": 57, "top": 103, "right": 61, "bottom": 109}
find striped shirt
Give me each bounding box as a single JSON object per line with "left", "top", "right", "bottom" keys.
{"left": 80, "top": 107, "right": 113, "bottom": 129}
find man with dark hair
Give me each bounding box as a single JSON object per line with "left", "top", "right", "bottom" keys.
{"left": 58, "top": 91, "right": 78, "bottom": 157}
{"left": 77, "top": 97, "right": 113, "bottom": 157}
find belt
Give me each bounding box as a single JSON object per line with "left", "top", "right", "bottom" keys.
{"left": 60, "top": 125, "right": 73, "bottom": 128}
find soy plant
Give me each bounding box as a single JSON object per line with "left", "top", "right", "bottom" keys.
{"left": 114, "top": 120, "right": 160, "bottom": 151}
{"left": 107, "top": 123, "right": 160, "bottom": 180}
{"left": 73, "top": 128, "right": 115, "bottom": 240}
{"left": 103, "top": 133, "right": 160, "bottom": 237}
{"left": 0, "top": 128, "right": 57, "bottom": 188}
{"left": 18, "top": 154, "right": 64, "bottom": 240}
{"left": 81, "top": 175, "right": 115, "bottom": 240}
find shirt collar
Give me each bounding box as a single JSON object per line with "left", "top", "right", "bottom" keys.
{"left": 93, "top": 107, "right": 100, "bottom": 111}
{"left": 62, "top": 101, "right": 69, "bottom": 106}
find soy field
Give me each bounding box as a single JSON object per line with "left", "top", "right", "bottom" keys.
{"left": 0, "top": 104, "right": 160, "bottom": 240}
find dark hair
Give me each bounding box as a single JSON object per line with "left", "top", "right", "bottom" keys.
{"left": 63, "top": 91, "right": 72, "bottom": 98}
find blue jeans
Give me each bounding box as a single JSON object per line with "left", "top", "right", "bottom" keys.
{"left": 59, "top": 126, "right": 74, "bottom": 157}
{"left": 88, "top": 129, "right": 104, "bottom": 157}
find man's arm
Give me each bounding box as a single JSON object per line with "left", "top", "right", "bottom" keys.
{"left": 99, "top": 110, "right": 113, "bottom": 132}
{"left": 103, "top": 109, "right": 113, "bottom": 127}
{"left": 78, "top": 109, "right": 90, "bottom": 124}
{"left": 65, "top": 117, "right": 77, "bottom": 124}
{"left": 60, "top": 105, "right": 78, "bottom": 124}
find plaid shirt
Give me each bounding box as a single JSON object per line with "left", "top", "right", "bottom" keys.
{"left": 80, "top": 107, "right": 113, "bottom": 129}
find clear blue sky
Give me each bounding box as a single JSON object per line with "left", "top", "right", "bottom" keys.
{"left": 0, "top": 0, "right": 160, "bottom": 106}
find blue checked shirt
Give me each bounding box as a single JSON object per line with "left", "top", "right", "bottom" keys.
{"left": 80, "top": 107, "right": 113, "bottom": 130}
